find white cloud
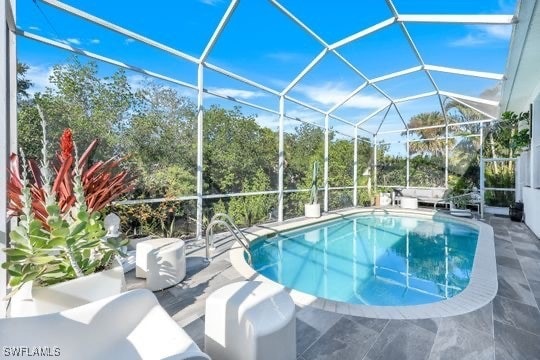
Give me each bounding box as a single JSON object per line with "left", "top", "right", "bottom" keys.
{"left": 295, "top": 82, "right": 389, "bottom": 110}
{"left": 127, "top": 74, "right": 147, "bottom": 93}
{"left": 266, "top": 52, "right": 306, "bottom": 63}
{"left": 66, "top": 38, "right": 81, "bottom": 45}
{"left": 450, "top": 25, "right": 512, "bottom": 47}
{"left": 208, "top": 87, "right": 266, "bottom": 100}
{"left": 25, "top": 64, "right": 55, "bottom": 95}
{"left": 90, "top": 38, "right": 100, "bottom": 44}
{"left": 450, "top": 34, "right": 487, "bottom": 47}
{"left": 255, "top": 113, "right": 279, "bottom": 129}
{"left": 483, "top": 25, "right": 513, "bottom": 39}
{"left": 497, "top": 0, "right": 516, "bottom": 13}
{"left": 199, "top": 0, "right": 222, "bottom": 5}
{"left": 284, "top": 108, "right": 325, "bottom": 126}
{"left": 28, "top": 26, "right": 40, "bottom": 31}
{"left": 125, "top": 38, "right": 135, "bottom": 45}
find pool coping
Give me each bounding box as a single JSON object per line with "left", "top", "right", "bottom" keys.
{"left": 229, "top": 207, "right": 498, "bottom": 319}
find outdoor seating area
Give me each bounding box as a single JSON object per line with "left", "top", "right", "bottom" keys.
{"left": 1, "top": 0, "right": 540, "bottom": 359}
{"left": 124, "top": 214, "right": 540, "bottom": 359}
{"left": 395, "top": 188, "right": 448, "bottom": 207}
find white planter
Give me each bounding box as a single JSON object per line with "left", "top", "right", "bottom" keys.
{"left": 8, "top": 264, "right": 126, "bottom": 317}
{"left": 304, "top": 203, "right": 321, "bottom": 218}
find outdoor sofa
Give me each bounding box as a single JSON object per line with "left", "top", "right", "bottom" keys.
{"left": 394, "top": 187, "right": 449, "bottom": 206}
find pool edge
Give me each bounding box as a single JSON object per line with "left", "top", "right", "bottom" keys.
{"left": 229, "top": 207, "right": 498, "bottom": 320}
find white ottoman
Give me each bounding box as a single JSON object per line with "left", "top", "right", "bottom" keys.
{"left": 205, "top": 281, "right": 296, "bottom": 360}
{"left": 136, "top": 238, "right": 186, "bottom": 291}
{"left": 401, "top": 196, "right": 419, "bottom": 209}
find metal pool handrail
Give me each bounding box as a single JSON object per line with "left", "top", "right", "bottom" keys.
{"left": 433, "top": 191, "right": 481, "bottom": 209}
{"left": 205, "top": 213, "right": 252, "bottom": 265}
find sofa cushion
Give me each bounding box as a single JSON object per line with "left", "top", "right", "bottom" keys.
{"left": 415, "top": 189, "right": 433, "bottom": 198}
{"left": 400, "top": 189, "right": 416, "bottom": 197}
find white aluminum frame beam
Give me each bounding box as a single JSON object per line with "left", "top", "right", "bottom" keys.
{"left": 378, "top": 118, "right": 494, "bottom": 135}
{"left": 281, "top": 48, "right": 327, "bottom": 95}
{"left": 375, "top": 106, "right": 392, "bottom": 135}
{"left": 353, "top": 126, "right": 358, "bottom": 206}
{"left": 444, "top": 94, "right": 497, "bottom": 120}
{"left": 371, "top": 66, "right": 423, "bottom": 83}
{"left": 406, "top": 129, "right": 410, "bottom": 187}
{"left": 324, "top": 114, "right": 329, "bottom": 212}
{"left": 196, "top": 64, "right": 204, "bottom": 240}
{"left": 278, "top": 96, "right": 285, "bottom": 221}
{"left": 380, "top": 133, "right": 480, "bottom": 146}
{"left": 328, "top": 114, "right": 357, "bottom": 128}
{"left": 356, "top": 104, "right": 391, "bottom": 127}
{"left": 18, "top": 30, "right": 200, "bottom": 91}
{"left": 199, "top": 0, "right": 239, "bottom": 62}
{"left": 326, "top": 82, "right": 368, "bottom": 114}
{"left": 424, "top": 65, "right": 504, "bottom": 80}
{"left": 394, "top": 91, "right": 437, "bottom": 103}
{"left": 329, "top": 17, "right": 396, "bottom": 50}
{"left": 1, "top": 0, "right": 16, "bottom": 313}
{"left": 39, "top": 0, "right": 199, "bottom": 63}
{"left": 369, "top": 64, "right": 503, "bottom": 83}
{"left": 204, "top": 62, "right": 280, "bottom": 96}
{"left": 205, "top": 89, "right": 278, "bottom": 115}
{"left": 269, "top": 0, "right": 397, "bottom": 115}
{"left": 440, "top": 91, "right": 499, "bottom": 107}
{"left": 384, "top": 0, "right": 451, "bottom": 158}
{"left": 397, "top": 14, "right": 515, "bottom": 24}
{"left": 392, "top": 103, "right": 408, "bottom": 130}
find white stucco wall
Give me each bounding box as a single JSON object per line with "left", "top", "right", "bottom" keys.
{"left": 521, "top": 92, "right": 540, "bottom": 238}
{"left": 523, "top": 187, "right": 540, "bottom": 237}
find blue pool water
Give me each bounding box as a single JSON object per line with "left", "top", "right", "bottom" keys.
{"left": 251, "top": 215, "right": 479, "bottom": 306}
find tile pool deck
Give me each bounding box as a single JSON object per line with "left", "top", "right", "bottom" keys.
{"left": 126, "top": 214, "right": 540, "bottom": 360}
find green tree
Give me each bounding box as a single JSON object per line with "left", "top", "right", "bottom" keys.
{"left": 126, "top": 82, "right": 197, "bottom": 171}
{"left": 16, "top": 63, "right": 42, "bottom": 159}
{"left": 284, "top": 123, "right": 325, "bottom": 188}
{"left": 36, "top": 57, "right": 133, "bottom": 160}
{"left": 17, "top": 62, "right": 32, "bottom": 99}
{"left": 228, "top": 169, "right": 273, "bottom": 227}
{"left": 203, "top": 106, "right": 278, "bottom": 194}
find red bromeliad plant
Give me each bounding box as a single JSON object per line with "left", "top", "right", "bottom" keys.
{"left": 7, "top": 129, "right": 135, "bottom": 226}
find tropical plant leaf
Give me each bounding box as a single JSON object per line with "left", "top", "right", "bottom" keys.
{"left": 29, "top": 256, "right": 58, "bottom": 265}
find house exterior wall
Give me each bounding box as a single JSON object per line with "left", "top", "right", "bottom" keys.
{"left": 521, "top": 92, "right": 540, "bottom": 238}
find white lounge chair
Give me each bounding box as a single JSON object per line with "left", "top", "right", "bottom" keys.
{"left": 0, "top": 289, "right": 209, "bottom": 360}
{"left": 449, "top": 202, "right": 473, "bottom": 218}
{"left": 435, "top": 190, "right": 480, "bottom": 218}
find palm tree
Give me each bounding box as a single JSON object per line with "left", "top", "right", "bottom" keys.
{"left": 407, "top": 112, "right": 447, "bottom": 156}
{"left": 444, "top": 97, "right": 499, "bottom": 173}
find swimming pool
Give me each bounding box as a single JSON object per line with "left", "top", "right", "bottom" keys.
{"left": 229, "top": 209, "right": 497, "bottom": 318}
{"left": 250, "top": 214, "right": 477, "bottom": 306}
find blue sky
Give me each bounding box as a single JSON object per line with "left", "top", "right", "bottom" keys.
{"left": 17, "top": 0, "right": 516, "bottom": 138}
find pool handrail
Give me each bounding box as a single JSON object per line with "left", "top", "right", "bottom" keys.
{"left": 205, "top": 213, "right": 252, "bottom": 265}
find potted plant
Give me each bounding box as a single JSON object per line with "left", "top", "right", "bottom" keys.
{"left": 3, "top": 116, "right": 134, "bottom": 317}
{"left": 304, "top": 161, "right": 321, "bottom": 218}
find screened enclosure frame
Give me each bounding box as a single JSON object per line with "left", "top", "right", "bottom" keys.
{"left": 1, "top": 0, "right": 515, "bottom": 265}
